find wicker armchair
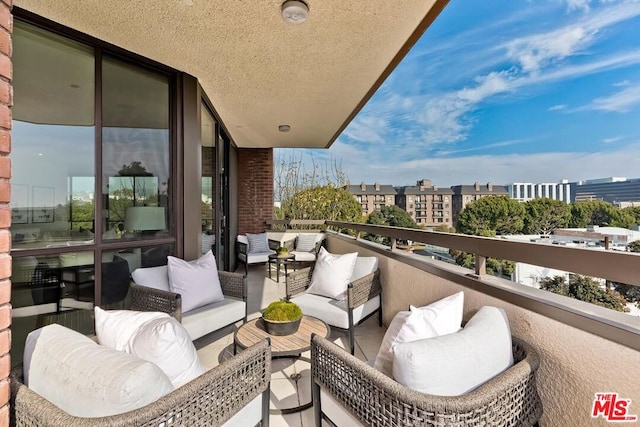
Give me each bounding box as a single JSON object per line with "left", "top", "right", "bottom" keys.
{"left": 311, "top": 334, "right": 543, "bottom": 427}
{"left": 129, "top": 270, "right": 247, "bottom": 341}
{"left": 10, "top": 338, "right": 272, "bottom": 427}
{"left": 286, "top": 259, "right": 381, "bottom": 355}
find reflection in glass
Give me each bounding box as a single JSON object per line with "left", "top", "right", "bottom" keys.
{"left": 201, "top": 104, "right": 216, "bottom": 254}
{"left": 11, "top": 21, "right": 95, "bottom": 251}
{"left": 102, "top": 57, "right": 170, "bottom": 240}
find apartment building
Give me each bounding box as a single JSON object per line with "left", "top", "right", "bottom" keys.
{"left": 396, "top": 179, "right": 453, "bottom": 228}
{"left": 506, "top": 180, "right": 572, "bottom": 203}
{"left": 345, "top": 182, "right": 396, "bottom": 215}
{"left": 451, "top": 182, "right": 509, "bottom": 227}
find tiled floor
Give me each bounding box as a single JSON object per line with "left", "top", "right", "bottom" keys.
{"left": 195, "top": 264, "right": 386, "bottom": 427}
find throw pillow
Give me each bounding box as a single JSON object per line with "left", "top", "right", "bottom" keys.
{"left": 24, "top": 324, "right": 173, "bottom": 418}
{"left": 246, "top": 232, "right": 270, "bottom": 254}
{"left": 127, "top": 316, "right": 207, "bottom": 388}
{"left": 296, "top": 233, "right": 318, "bottom": 252}
{"left": 94, "top": 307, "right": 169, "bottom": 352}
{"left": 306, "top": 247, "right": 358, "bottom": 300}
{"left": 392, "top": 306, "right": 514, "bottom": 396}
{"left": 373, "top": 291, "right": 464, "bottom": 377}
{"left": 167, "top": 250, "right": 224, "bottom": 313}
{"left": 131, "top": 265, "right": 170, "bottom": 292}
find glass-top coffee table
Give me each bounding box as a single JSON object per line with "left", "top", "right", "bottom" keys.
{"left": 234, "top": 315, "right": 330, "bottom": 414}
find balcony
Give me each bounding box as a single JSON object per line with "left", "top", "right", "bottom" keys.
{"left": 240, "top": 221, "right": 639, "bottom": 426}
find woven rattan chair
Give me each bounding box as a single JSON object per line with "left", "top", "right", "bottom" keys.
{"left": 311, "top": 334, "right": 543, "bottom": 427}
{"left": 10, "top": 338, "right": 272, "bottom": 427}
{"left": 129, "top": 270, "right": 247, "bottom": 341}
{"left": 286, "top": 259, "right": 381, "bottom": 355}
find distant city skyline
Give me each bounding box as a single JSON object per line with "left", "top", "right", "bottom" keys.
{"left": 277, "top": 0, "right": 640, "bottom": 187}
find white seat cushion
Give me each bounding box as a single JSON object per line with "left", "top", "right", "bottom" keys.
{"left": 306, "top": 248, "right": 358, "bottom": 300}
{"left": 291, "top": 293, "right": 380, "bottom": 329}
{"left": 392, "top": 306, "right": 513, "bottom": 396}
{"left": 132, "top": 265, "right": 170, "bottom": 292}
{"left": 182, "top": 298, "right": 246, "bottom": 340}
{"left": 291, "top": 250, "right": 316, "bottom": 262}
{"left": 24, "top": 324, "right": 173, "bottom": 418}
{"left": 244, "top": 251, "right": 275, "bottom": 264}
{"left": 167, "top": 250, "right": 224, "bottom": 313}
{"left": 373, "top": 291, "right": 464, "bottom": 377}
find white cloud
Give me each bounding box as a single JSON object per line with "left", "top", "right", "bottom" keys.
{"left": 337, "top": 143, "right": 640, "bottom": 187}
{"left": 549, "top": 104, "right": 567, "bottom": 111}
{"left": 584, "top": 85, "right": 640, "bottom": 112}
{"left": 602, "top": 136, "right": 624, "bottom": 143}
{"left": 563, "top": 0, "right": 592, "bottom": 13}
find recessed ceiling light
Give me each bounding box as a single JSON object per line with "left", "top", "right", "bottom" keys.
{"left": 279, "top": 125, "right": 291, "bottom": 132}
{"left": 281, "top": 0, "right": 309, "bottom": 24}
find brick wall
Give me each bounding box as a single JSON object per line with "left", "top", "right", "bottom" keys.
{"left": 0, "top": 1, "right": 10, "bottom": 425}
{"left": 237, "top": 149, "right": 273, "bottom": 234}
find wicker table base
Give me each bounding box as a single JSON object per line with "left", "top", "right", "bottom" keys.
{"left": 235, "top": 315, "right": 330, "bottom": 414}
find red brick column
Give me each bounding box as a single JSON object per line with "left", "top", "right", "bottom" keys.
{"left": 237, "top": 149, "right": 273, "bottom": 234}
{"left": 0, "top": 1, "right": 10, "bottom": 426}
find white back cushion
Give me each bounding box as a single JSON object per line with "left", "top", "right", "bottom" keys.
{"left": 131, "top": 265, "right": 170, "bottom": 292}
{"left": 168, "top": 250, "right": 224, "bottom": 313}
{"left": 94, "top": 307, "right": 168, "bottom": 351}
{"left": 296, "top": 233, "right": 319, "bottom": 252}
{"left": 392, "top": 306, "right": 513, "bottom": 396}
{"left": 127, "top": 316, "right": 207, "bottom": 388}
{"left": 374, "top": 291, "right": 464, "bottom": 377}
{"left": 237, "top": 235, "right": 248, "bottom": 245}
{"left": 246, "top": 232, "right": 270, "bottom": 254}
{"left": 306, "top": 247, "right": 357, "bottom": 300}
{"left": 24, "top": 324, "right": 173, "bottom": 418}
{"left": 350, "top": 256, "right": 378, "bottom": 282}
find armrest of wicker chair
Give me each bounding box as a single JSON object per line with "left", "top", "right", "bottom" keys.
{"left": 130, "top": 282, "right": 182, "bottom": 322}
{"left": 347, "top": 269, "right": 381, "bottom": 309}
{"left": 286, "top": 266, "right": 314, "bottom": 298}
{"left": 219, "top": 270, "right": 247, "bottom": 300}
{"left": 10, "top": 339, "right": 272, "bottom": 427}
{"left": 311, "top": 334, "right": 543, "bottom": 427}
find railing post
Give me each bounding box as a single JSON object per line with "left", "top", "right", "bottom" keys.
{"left": 475, "top": 254, "right": 486, "bottom": 276}
{"left": 390, "top": 237, "right": 397, "bottom": 251}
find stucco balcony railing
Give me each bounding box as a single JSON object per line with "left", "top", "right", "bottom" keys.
{"left": 268, "top": 220, "right": 640, "bottom": 426}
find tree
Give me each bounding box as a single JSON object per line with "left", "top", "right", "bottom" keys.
{"left": 365, "top": 205, "right": 417, "bottom": 245}
{"left": 366, "top": 205, "right": 417, "bottom": 229}
{"left": 523, "top": 198, "right": 571, "bottom": 234}
{"left": 456, "top": 195, "right": 525, "bottom": 236}
{"left": 540, "top": 275, "right": 628, "bottom": 312}
{"left": 622, "top": 206, "right": 640, "bottom": 226}
{"left": 274, "top": 151, "right": 348, "bottom": 219}
{"left": 281, "top": 185, "right": 363, "bottom": 223}
{"left": 569, "top": 200, "right": 635, "bottom": 228}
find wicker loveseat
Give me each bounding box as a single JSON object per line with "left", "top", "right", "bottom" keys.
{"left": 129, "top": 268, "right": 247, "bottom": 341}
{"left": 10, "top": 338, "right": 272, "bottom": 427}
{"left": 311, "top": 334, "right": 543, "bottom": 426}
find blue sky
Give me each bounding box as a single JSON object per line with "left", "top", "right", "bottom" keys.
{"left": 278, "top": 0, "right": 640, "bottom": 187}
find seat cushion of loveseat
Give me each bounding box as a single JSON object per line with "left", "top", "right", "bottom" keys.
{"left": 182, "top": 298, "right": 246, "bottom": 340}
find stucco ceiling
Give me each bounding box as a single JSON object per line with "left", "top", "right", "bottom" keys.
{"left": 14, "top": 0, "right": 449, "bottom": 149}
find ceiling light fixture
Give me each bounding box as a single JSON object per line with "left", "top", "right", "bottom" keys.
{"left": 281, "top": 0, "right": 309, "bottom": 24}
{"left": 278, "top": 125, "right": 291, "bottom": 132}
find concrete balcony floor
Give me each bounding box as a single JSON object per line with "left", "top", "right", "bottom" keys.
{"left": 194, "top": 263, "right": 386, "bottom": 427}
